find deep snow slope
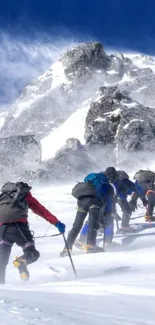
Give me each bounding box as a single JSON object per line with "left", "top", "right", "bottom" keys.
{"left": 1, "top": 185, "right": 155, "bottom": 325}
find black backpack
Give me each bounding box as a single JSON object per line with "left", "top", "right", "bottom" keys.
{"left": 133, "top": 170, "right": 155, "bottom": 183}
{"left": 72, "top": 182, "right": 97, "bottom": 199}
{"left": 0, "top": 182, "right": 32, "bottom": 223}
{"left": 117, "top": 170, "right": 129, "bottom": 180}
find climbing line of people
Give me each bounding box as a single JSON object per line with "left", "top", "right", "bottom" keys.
{"left": 0, "top": 167, "right": 155, "bottom": 283}
{"left": 60, "top": 167, "right": 155, "bottom": 256}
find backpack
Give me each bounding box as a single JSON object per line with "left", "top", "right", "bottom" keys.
{"left": 72, "top": 182, "right": 97, "bottom": 199}
{"left": 133, "top": 170, "right": 155, "bottom": 183}
{"left": 0, "top": 182, "right": 32, "bottom": 223}
{"left": 84, "top": 173, "right": 109, "bottom": 188}
{"left": 117, "top": 170, "right": 129, "bottom": 180}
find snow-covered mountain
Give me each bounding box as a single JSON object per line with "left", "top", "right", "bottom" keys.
{"left": 1, "top": 42, "right": 155, "bottom": 183}
{"left": 2, "top": 44, "right": 155, "bottom": 138}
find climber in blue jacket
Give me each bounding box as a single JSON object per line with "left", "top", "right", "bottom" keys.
{"left": 60, "top": 172, "right": 115, "bottom": 256}
{"left": 104, "top": 167, "right": 145, "bottom": 232}
{"left": 77, "top": 167, "right": 146, "bottom": 247}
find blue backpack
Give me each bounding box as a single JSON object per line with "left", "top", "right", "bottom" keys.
{"left": 84, "top": 173, "right": 109, "bottom": 193}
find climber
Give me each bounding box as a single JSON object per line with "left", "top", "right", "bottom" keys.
{"left": 130, "top": 169, "right": 155, "bottom": 222}
{"left": 60, "top": 172, "right": 114, "bottom": 256}
{"left": 0, "top": 182, "right": 65, "bottom": 284}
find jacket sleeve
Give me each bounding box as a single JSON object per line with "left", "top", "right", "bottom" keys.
{"left": 26, "top": 192, "right": 59, "bottom": 225}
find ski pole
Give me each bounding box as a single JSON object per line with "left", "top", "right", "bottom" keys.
{"left": 62, "top": 233, "right": 77, "bottom": 278}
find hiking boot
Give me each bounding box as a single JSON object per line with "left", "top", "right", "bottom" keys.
{"left": 145, "top": 215, "right": 155, "bottom": 222}
{"left": 117, "top": 226, "right": 136, "bottom": 234}
{"left": 74, "top": 240, "right": 85, "bottom": 250}
{"left": 60, "top": 248, "right": 71, "bottom": 257}
{"left": 105, "top": 241, "right": 121, "bottom": 250}
{"left": 83, "top": 244, "right": 104, "bottom": 254}
{"left": 13, "top": 257, "right": 29, "bottom": 281}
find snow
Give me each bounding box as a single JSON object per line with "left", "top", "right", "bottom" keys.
{"left": 95, "top": 116, "right": 106, "bottom": 122}
{"left": 107, "top": 70, "right": 119, "bottom": 75}
{"left": 0, "top": 112, "right": 8, "bottom": 129}
{"left": 118, "top": 73, "right": 131, "bottom": 83}
{"left": 123, "top": 119, "right": 144, "bottom": 130}
{"left": 11, "top": 60, "right": 68, "bottom": 120}
{"left": 132, "top": 86, "right": 147, "bottom": 94}
{"left": 41, "top": 96, "right": 99, "bottom": 160}
{"left": 124, "top": 53, "right": 155, "bottom": 73}
{"left": 51, "top": 61, "right": 70, "bottom": 89}
{"left": 123, "top": 102, "right": 138, "bottom": 108}
{"left": 1, "top": 184, "right": 155, "bottom": 324}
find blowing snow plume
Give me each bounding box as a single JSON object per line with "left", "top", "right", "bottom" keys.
{"left": 0, "top": 32, "right": 77, "bottom": 109}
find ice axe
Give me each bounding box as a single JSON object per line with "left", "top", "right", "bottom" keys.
{"left": 62, "top": 233, "right": 77, "bottom": 278}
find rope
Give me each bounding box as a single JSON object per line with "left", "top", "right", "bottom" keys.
{"left": 15, "top": 223, "right": 30, "bottom": 243}
{"left": 34, "top": 233, "right": 61, "bottom": 239}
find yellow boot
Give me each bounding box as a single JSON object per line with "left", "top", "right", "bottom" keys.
{"left": 13, "top": 257, "right": 29, "bottom": 281}
{"left": 83, "top": 244, "right": 103, "bottom": 254}
{"left": 144, "top": 215, "right": 152, "bottom": 222}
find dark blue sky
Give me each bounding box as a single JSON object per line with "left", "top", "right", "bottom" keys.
{"left": 1, "top": 0, "right": 155, "bottom": 107}
{"left": 1, "top": 0, "right": 155, "bottom": 54}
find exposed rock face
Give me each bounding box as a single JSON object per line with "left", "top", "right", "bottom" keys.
{"left": 19, "top": 169, "right": 49, "bottom": 184}
{"left": 0, "top": 135, "right": 41, "bottom": 182}
{"left": 116, "top": 105, "right": 155, "bottom": 151}
{"left": 85, "top": 86, "right": 127, "bottom": 145}
{"left": 85, "top": 86, "right": 155, "bottom": 152}
{"left": 119, "top": 72, "right": 155, "bottom": 107}
{"left": 61, "top": 42, "right": 110, "bottom": 81}
{"left": 45, "top": 138, "right": 99, "bottom": 180}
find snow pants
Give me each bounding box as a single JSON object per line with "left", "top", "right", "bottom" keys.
{"left": 66, "top": 196, "right": 103, "bottom": 249}
{"left": 0, "top": 222, "right": 40, "bottom": 284}
{"left": 118, "top": 199, "right": 132, "bottom": 228}
{"left": 140, "top": 182, "right": 155, "bottom": 217}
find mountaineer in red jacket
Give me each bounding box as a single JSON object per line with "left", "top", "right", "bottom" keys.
{"left": 0, "top": 182, "right": 66, "bottom": 284}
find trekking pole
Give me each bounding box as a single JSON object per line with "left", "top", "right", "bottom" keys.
{"left": 103, "top": 227, "right": 106, "bottom": 252}
{"left": 62, "top": 233, "right": 77, "bottom": 278}
{"left": 115, "top": 213, "right": 122, "bottom": 231}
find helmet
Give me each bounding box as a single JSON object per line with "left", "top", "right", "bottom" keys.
{"left": 104, "top": 167, "right": 117, "bottom": 182}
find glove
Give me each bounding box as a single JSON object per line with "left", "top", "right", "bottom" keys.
{"left": 55, "top": 221, "right": 66, "bottom": 233}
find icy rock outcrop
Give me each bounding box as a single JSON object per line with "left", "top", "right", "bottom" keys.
{"left": 61, "top": 41, "right": 110, "bottom": 81}
{"left": 106, "top": 53, "right": 135, "bottom": 83}
{"left": 117, "top": 106, "right": 155, "bottom": 151}
{"left": 85, "top": 86, "right": 155, "bottom": 152}
{"left": 45, "top": 138, "right": 98, "bottom": 180}
{"left": 119, "top": 72, "right": 155, "bottom": 107}
{"left": 19, "top": 169, "right": 49, "bottom": 184}
{"left": 85, "top": 86, "right": 126, "bottom": 145}
{"left": 0, "top": 135, "right": 41, "bottom": 181}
